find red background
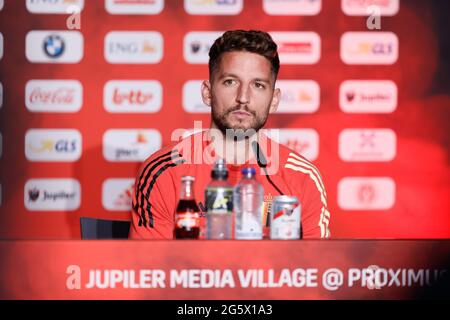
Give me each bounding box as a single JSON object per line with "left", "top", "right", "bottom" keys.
{"left": 0, "top": 0, "right": 449, "bottom": 239}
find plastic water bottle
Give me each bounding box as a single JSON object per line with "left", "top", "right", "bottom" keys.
{"left": 205, "top": 159, "right": 233, "bottom": 240}
{"left": 234, "top": 167, "right": 264, "bottom": 240}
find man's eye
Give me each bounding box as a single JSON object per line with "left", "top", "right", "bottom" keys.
{"left": 255, "top": 82, "right": 266, "bottom": 89}
{"left": 223, "top": 79, "right": 235, "bottom": 86}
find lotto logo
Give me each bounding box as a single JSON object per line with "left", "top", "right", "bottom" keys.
{"left": 103, "top": 80, "right": 162, "bottom": 113}
{"left": 267, "top": 128, "right": 319, "bottom": 161}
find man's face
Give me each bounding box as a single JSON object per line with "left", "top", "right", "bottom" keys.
{"left": 202, "top": 51, "right": 280, "bottom": 133}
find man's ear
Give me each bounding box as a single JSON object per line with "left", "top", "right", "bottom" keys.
{"left": 269, "top": 87, "right": 281, "bottom": 113}
{"left": 201, "top": 80, "right": 212, "bottom": 107}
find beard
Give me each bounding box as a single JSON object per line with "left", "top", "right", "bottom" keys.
{"left": 211, "top": 103, "right": 270, "bottom": 136}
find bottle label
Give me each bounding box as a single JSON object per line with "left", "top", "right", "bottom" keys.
{"left": 176, "top": 212, "right": 200, "bottom": 229}
{"left": 270, "top": 204, "right": 301, "bottom": 240}
{"left": 205, "top": 187, "right": 233, "bottom": 215}
{"left": 236, "top": 213, "right": 263, "bottom": 239}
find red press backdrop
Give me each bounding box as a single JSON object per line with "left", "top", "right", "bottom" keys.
{"left": 0, "top": 0, "right": 449, "bottom": 239}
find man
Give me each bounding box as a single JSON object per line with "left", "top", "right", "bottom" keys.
{"left": 129, "top": 30, "right": 330, "bottom": 239}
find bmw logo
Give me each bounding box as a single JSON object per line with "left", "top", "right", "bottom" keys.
{"left": 43, "top": 34, "right": 65, "bottom": 58}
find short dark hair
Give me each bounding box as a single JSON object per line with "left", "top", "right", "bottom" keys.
{"left": 208, "top": 30, "right": 280, "bottom": 81}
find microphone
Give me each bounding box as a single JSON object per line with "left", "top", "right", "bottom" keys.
{"left": 252, "top": 141, "right": 285, "bottom": 226}
{"left": 252, "top": 140, "right": 267, "bottom": 168}
{"left": 251, "top": 141, "right": 284, "bottom": 196}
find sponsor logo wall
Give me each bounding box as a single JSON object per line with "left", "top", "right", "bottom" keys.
{"left": 0, "top": 0, "right": 448, "bottom": 239}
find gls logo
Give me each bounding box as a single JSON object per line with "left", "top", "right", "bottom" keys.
{"left": 26, "top": 30, "right": 84, "bottom": 63}
{"left": 263, "top": 0, "right": 322, "bottom": 16}
{"left": 103, "top": 129, "right": 161, "bottom": 162}
{"left": 104, "top": 80, "right": 162, "bottom": 113}
{"left": 184, "top": 31, "right": 223, "bottom": 64}
{"left": 25, "top": 129, "right": 82, "bottom": 162}
{"left": 26, "top": 0, "right": 85, "bottom": 14}
{"left": 184, "top": 0, "right": 243, "bottom": 15}
{"left": 341, "top": 32, "right": 398, "bottom": 65}
{"left": 24, "top": 178, "right": 81, "bottom": 211}
{"left": 25, "top": 80, "right": 83, "bottom": 113}
{"left": 104, "top": 31, "right": 163, "bottom": 64}
{"left": 105, "top": 0, "right": 164, "bottom": 15}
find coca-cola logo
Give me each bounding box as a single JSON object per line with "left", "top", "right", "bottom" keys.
{"left": 29, "top": 87, "right": 75, "bottom": 104}
{"left": 25, "top": 80, "right": 82, "bottom": 112}
{"left": 112, "top": 88, "right": 153, "bottom": 105}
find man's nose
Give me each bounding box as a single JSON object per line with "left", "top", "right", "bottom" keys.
{"left": 236, "top": 84, "right": 250, "bottom": 105}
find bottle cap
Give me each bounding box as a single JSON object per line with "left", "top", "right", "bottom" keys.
{"left": 181, "top": 176, "right": 195, "bottom": 182}
{"left": 241, "top": 167, "right": 256, "bottom": 176}
{"left": 212, "top": 158, "right": 228, "bottom": 179}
